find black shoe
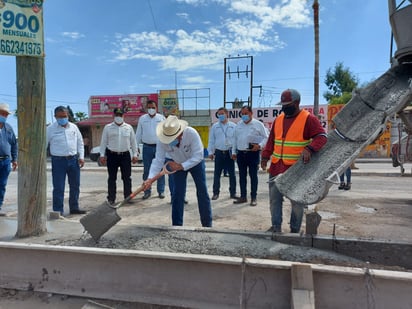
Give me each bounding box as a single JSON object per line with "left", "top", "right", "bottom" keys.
{"left": 250, "top": 199, "right": 257, "bottom": 206}
{"left": 233, "top": 197, "right": 247, "bottom": 204}
{"left": 70, "top": 209, "right": 87, "bottom": 215}
{"left": 211, "top": 194, "right": 219, "bottom": 200}
{"left": 143, "top": 192, "right": 151, "bottom": 199}
{"left": 107, "top": 199, "right": 115, "bottom": 206}
{"left": 184, "top": 199, "right": 188, "bottom": 204}
{"left": 267, "top": 226, "right": 281, "bottom": 233}
{"left": 158, "top": 193, "right": 165, "bottom": 199}
{"left": 338, "top": 183, "right": 345, "bottom": 190}
{"left": 230, "top": 194, "right": 239, "bottom": 199}
{"left": 344, "top": 183, "right": 351, "bottom": 190}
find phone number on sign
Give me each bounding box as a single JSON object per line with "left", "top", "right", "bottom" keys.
{"left": 0, "top": 39, "right": 42, "bottom": 56}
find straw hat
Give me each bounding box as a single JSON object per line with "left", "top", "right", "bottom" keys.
{"left": 156, "top": 115, "right": 188, "bottom": 144}
{"left": 0, "top": 103, "right": 11, "bottom": 114}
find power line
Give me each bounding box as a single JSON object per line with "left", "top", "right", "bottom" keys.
{"left": 147, "top": 0, "right": 158, "bottom": 32}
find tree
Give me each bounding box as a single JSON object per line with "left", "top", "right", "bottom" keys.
{"left": 74, "top": 111, "right": 88, "bottom": 122}
{"left": 324, "top": 62, "right": 359, "bottom": 102}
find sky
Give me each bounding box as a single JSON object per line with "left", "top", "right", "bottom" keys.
{"left": 0, "top": 0, "right": 402, "bottom": 134}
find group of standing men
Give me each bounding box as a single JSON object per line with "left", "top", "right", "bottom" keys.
{"left": 1, "top": 88, "right": 327, "bottom": 234}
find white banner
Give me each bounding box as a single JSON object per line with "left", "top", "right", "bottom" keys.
{"left": 0, "top": 0, "right": 44, "bottom": 57}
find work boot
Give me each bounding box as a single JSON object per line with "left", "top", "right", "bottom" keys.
{"left": 344, "top": 183, "right": 351, "bottom": 190}
{"left": 338, "top": 182, "right": 345, "bottom": 190}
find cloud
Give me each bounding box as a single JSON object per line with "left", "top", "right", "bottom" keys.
{"left": 61, "top": 32, "right": 86, "bottom": 40}
{"left": 111, "top": 0, "right": 310, "bottom": 72}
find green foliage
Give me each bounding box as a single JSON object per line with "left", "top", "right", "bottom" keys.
{"left": 74, "top": 111, "right": 88, "bottom": 122}
{"left": 324, "top": 62, "right": 359, "bottom": 102}
{"left": 328, "top": 92, "right": 353, "bottom": 105}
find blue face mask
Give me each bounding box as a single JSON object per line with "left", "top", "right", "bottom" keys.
{"left": 218, "top": 114, "right": 226, "bottom": 122}
{"left": 0, "top": 116, "right": 7, "bottom": 123}
{"left": 169, "top": 139, "right": 179, "bottom": 147}
{"left": 241, "top": 115, "right": 250, "bottom": 122}
{"left": 57, "top": 117, "right": 69, "bottom": 126}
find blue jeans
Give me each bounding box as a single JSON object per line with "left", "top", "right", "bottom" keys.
{"left": 269, "top": 180, "right": 304, "bottom": 232}
{"left": 340, "top": 167, "right": 352, "bottom": 183}
{"left": 0, "top": 157, "right": 11, "bottom": 209}
{"left": 212, "top": 150, "right": 236, "bottom": 196}
{"left": 171, "top": 161, "right": 212, "bottom": 227}
{"left": 51, "top": 156, "right": 81, "bottom": 214}
{"left": 143, "top": 144, "right": 165, "bottom": 195}
{"left": 236, "top": 150, "right": 260, "bottom": 199}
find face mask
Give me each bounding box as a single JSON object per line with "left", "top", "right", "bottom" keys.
{"left": 241, "top": 115, "right": 250, "bottom": 122}
{"left": 218, "top": 114, "right": 226, "bottom": 122}
{"left": 147, "top": 108, "right": 156, "bottom": 116}
{"left": 114, "top": 116, "right": 123, "bottom": 124}
{"left": 56, "top": 117, "right": 68, "bottom": 126}
{"left": 282, "top": 105, "right": 297, "bottom": 116}
{"left": 0, "top": 116, "right": 7, "bottom": 123}
{"left": 169, "top": 139, "right": 179, "bottom": 147}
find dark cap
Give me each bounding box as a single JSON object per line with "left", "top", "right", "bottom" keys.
{"left": 113, "top": 107, "right": 124, "bottom": 115}
{"left": 278, "top": 89, "right": 301, "bottom": 105}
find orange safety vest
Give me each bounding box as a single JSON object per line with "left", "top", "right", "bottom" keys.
{"left": 271, "top": 110, "right": 311, "bottom": 165}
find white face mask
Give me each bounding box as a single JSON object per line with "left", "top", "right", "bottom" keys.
{"left": 114, "top": 116, "right": 123, "bottom": 124}
{"left": 147, "top": 108, "right": 156, "bottom": 116}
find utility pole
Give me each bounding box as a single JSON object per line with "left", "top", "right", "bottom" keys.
{"left": 313, "top": 0, "right": 320, "bottom": 116}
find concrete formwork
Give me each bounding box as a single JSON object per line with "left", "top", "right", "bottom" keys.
{"left": 0, "top": 242, "right": 411, "bottom": 308}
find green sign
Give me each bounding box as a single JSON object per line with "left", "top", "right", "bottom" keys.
{"left": 0, "top": 0, "right": 44, "bottom": 57}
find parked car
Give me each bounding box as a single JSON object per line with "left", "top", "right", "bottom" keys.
{"left": 89, "top": 144, "right": 144, "bottom": 165}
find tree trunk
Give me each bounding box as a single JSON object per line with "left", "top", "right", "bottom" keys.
{"left": 313, "top": 0, "right": 320, "bottom": 116}
{"left": 15, "top": 56, "right": 47, "bottom": 237}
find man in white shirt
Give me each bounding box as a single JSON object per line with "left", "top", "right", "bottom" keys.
{"left": 135, "top": 100, "right": 165, "bottom": 199}
{"left": 143, "top": 115, "right": 212, "bottom": 227}
{"left": 232, "top": 106, "right": 268, "bottom": 206}
{"left": 207, "top": 107, "right": 237, "bottom": 200}
{"left": 46, "top": 106, "right": 85, "bottom": 215}
{"left": 99, "top": 108, "right": 138, "bottom": 205}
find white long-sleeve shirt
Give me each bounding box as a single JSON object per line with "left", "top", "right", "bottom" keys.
{"left": 99, "top": 122, "right": 138, "bottom": 157}
{"left": 148, "top": 127, "right": 204, "bottom": 178}
{"left": 46, "top": 121, "right": 84, "bottom": 159}
{"left": 207, "top": 120, "right": 236, "bottom": 154}
{"left": 232, "top": 118, "right": 268, "bottom": 152}
{"left": 135, "top": 113, "right": 165, "bottom": 145}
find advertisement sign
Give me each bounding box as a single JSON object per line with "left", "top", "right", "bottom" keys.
{"left": 210, "top": 105, "right": 328, "bottom": 131}
{"left": 159, "top": 90, "right": 179, "bottom": 117}
{"left": 88, "top": 93, "right": 158, "bottom": 117}
{"left": 0, "top": 0, "right": 44, "bottom": 57}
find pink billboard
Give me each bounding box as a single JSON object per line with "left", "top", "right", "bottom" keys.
{"left": 88, "top": 93, "right": 158, "bottom": 117}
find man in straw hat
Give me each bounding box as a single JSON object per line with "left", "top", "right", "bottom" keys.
{"left": 0, "top": 103, "right": 17, "bottom": 216}
{"left": 143, "top": 115, "right": 212, "bottom": 227}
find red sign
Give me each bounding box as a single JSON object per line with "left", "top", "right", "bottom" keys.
{"left": 88, "top": 94, "right": 158, "bottom": 117}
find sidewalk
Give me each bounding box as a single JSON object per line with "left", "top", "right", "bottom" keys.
{"left": 76, "top": 158, "right": 412, "bottom": 177}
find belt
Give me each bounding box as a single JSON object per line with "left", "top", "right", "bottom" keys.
{"left": 107, "top": 149, "right": 130, "bottom": 155}
{"left": 237, "top": 150, "right": 250, "bottom": 154}
{"left": 0, "top": 155, "right": 9, "bottom": 160}
{"left": 143, "top": 143, "right": 157, "bottom": 147}
{"left": 215, "top": 149, "right": 230, "bottom": 154}
{"left": 52, "top": 155, "right": 77, "bottom": 160}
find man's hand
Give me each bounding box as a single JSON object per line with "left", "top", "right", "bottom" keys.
{"left": 260, "top": 159, "right": 268, "bottom": 171}
{"left": 79, "top": 159, "right": 85, "bottom": 168}
{"left": 301, "top": 148, "right": 312, "bottom": 164}
{"left": 168, "top": 161, "right": 183, "bottom": 171}
{"left": 99, "top": 157, "right": 107, "bottom": 166}
{"left": 11, "top": 161, "right": 17, "bottom": 171}
{"left": 208, "top": 154, "right": 215, "bottom": 160}
{"left": 132, "top": 156, "right": 138, "bottom": 164}
{"left": 251, "top": 143, "right": 261, "bottom": 152}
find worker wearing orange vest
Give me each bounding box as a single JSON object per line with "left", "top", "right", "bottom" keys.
{"left": 261, "top": 89, "right": 327, "bottom": 233}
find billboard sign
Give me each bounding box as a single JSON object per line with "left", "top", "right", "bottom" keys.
{"left": 0, "top": 0, "right": 44, "bottom": 57}
{"left": 88, "top": 93, "right": 158, "bottom": 117}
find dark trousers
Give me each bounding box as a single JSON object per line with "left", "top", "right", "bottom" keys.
{"left": 236, "top": 150, "right": 260, "bottom": 199}
{"left": 142, "top": 144, "right": 165, "bottom": 195}
{"left": 106, "top": 150, "right": 132, "bottom": 202}
{"left": 171, "top": 161, "right": 212, "bottom": 227}
{"left": 212, "top": 149, "right": 236, "bottom": 196}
